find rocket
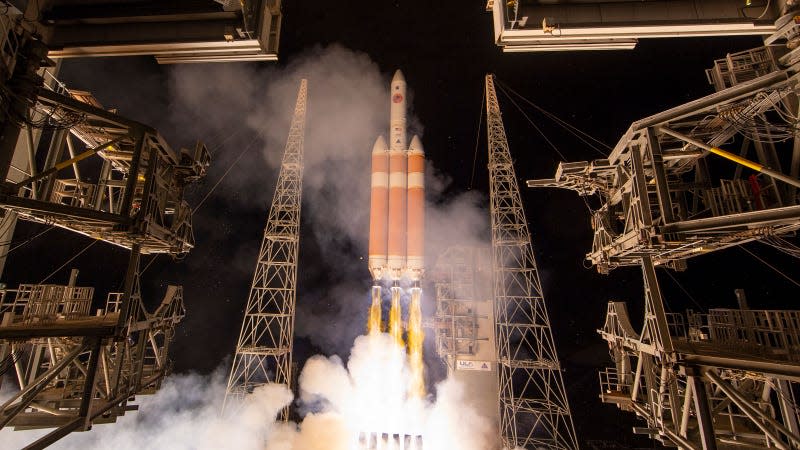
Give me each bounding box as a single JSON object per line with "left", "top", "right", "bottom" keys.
{"left": 367, "top": 71, "right": 427, "bottom": 397}
{"left": 368, "top": 70, "right": 425, "bottom": 283}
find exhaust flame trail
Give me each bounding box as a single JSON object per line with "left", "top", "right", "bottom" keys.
{"left": 368, "top": 286, "right": 383, "bottom": 334}
{"left": 389, "top": 286, "right": 404, "bottom": 348}
{"left": 408, "top": 287, "right": 425, "bottom": 398}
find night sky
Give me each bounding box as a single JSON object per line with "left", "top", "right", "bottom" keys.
{"left": 3, "top": 1, "right": 800, "bottom": 447}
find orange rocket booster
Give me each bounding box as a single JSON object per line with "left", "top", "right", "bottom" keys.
{"left": 406, "top": 135, "right": 424, "bottom": 281}
{"left": 368, "top": 136, "right": 389, "bottom": 280}
{"left": 367, "top": 70, "right": 425, "bottom": 282}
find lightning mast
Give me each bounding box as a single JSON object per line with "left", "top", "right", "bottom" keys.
{"left": 485, "top": 74, "right": 578, "bottom": 449}
{"left": 223, "top": 79, "right": 307, "bottom": 417}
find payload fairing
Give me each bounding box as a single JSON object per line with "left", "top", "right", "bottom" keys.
{"left": 369, "top": 70, "right": 425, "bottom": 283}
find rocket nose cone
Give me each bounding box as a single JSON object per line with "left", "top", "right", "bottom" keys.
{"left": 392, "top": 70, "right": 405, "bottom": 84}
{"left": 373, "top": 135, "right": 388, "bottom": 153}
{"left": 409, "top": 135, "right": 424, "bottom": 152}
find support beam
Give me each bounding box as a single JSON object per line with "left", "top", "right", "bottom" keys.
{"left": 658, "top": 127, "right": 800, "bottom": 190}
{"left": 687, "top": 370, "right": 718, "bottom": 450}
{"left": 705, "top": 369, "right": 800, "bottom": 449}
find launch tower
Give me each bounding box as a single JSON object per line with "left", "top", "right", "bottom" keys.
{"left": 223, "top": 80, "right": 307, "bottom": 418}
{"left": 485, "top": 74, "right": 578, "bottom": 449}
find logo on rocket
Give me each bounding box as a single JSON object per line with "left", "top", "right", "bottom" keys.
{"left": 368, "top": 70, "right": 425, "bottom": 283}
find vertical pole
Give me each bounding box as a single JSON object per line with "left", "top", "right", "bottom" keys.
{"left": 120, "top": 130, "right": 144, "bottom": 218}
{"left": 0, "top": 211, "right": 18, "bottom": 278}
{"left": 24, "top": 124, "right": 38, "bottom": 199}
{"left": 687, "top": 369, "right": 717, "bottom": 450}
{"left": 93, "top": 159, "right": 111, "bottom": 211}
{"left": 641, "top": 255, "right": 673, "bottom": 353}
{"left": 679, "top": 377, "right": 694, "bottom": 438}
{"left": 78, "top": 337, "right": 102, "bottom": 430}
{"left": 38, "top": 128, "right": 67, "bottom": 201}
{"left": 777, "top": 378, "right": 800, "bottom": 437}
{"left": 68, "top": 269, "right": 79, "bottom": 287}
{"left": 647, "top": 128, "right": 675, "bottom": 224}
{"left": 116, "top": 243, "right": 140, "bottom": 337}
{"left": 64, "top": 135, "right": 80, "bottom": 178}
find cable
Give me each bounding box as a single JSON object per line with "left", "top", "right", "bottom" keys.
{"left": 739, "top": 245, "right": 800, "bottom": 289}
{"left": 495, "top": 82, "right": 569, "bottom": 162}
{"left": 759, "top": 235, "right": 800, "bottom": 259}
{"left": 192, "top": 132, "right": 259, "bottom": 214}
{"left": 0, "top": 224, "right": 53, "bottom": 259}
{"left": 741, "top": 0, "right": 772, "bottom": 19}
{"left": 39, "top": 239, "right": 98, "bottom": 284}
{"left": 496, "top": 78, "right": 612, "bottom": 156}
{"left": 0, "top": 349, "right": 23, "bottom": 377}
{"left": 204, "top": 126, "right": 247, "bottom": 156}
{"left": 662, "top": 268, "right": 705, "bottom": 311}
{"left": 141, "top": 254, "right": 159, "bottom": 275}
{"left": 469, "top": 89, "right": 486, "bottom": 190}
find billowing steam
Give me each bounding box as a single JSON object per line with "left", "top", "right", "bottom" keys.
{"left": 1, "top": 335, "right": 495, "bottom": 449}
{"left": 0, "top": 45, "right": 496, "bottom": 448}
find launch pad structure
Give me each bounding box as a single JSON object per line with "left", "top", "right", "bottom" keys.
{"left": 0, "top": 7, "right": 212, "bottom": 448}
{"left": 0, "top": 1, "right": 282, "bottom": 64}
{"left": 487, "top": 0, "right": 790, "bottom": 52}
{"left": 521, "top": 13, "right": 800, "bottom": 449}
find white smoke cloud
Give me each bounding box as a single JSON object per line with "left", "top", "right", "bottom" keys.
{"left": 0, "top": 368, "right": 288, "bottom": 449}
{"left": 1, "top": 334, "right": 496, "bottom": 449}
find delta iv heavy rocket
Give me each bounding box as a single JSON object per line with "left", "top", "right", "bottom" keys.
{"left": 367, "top": 70, "right": 427, "bottom": 399}
{"left": 368, "top": 70, "right": 425, "bottom": 285}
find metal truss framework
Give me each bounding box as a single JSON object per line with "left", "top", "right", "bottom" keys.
{"left": 0, "top": 260, "right": 186, "bottom": 449}
{"left": 0, "top": 87, "right": 210, "bottom": 255}
{"left": 529, "top": 44, "right": 800, "bottom": 274}
{"left": 0, "top": 16, "right": 210, "bottom": 256}
{"left": 0, "top": 21, "right": 202, "bottom": 448}
{"left": 598, "top": 256, "right": 800, "bottom": 450}
{"left": 224, "top": 79, "right": 307, "bottom": 417}
{"left": 432, "top": 246, "right": 491, "bottom": 371}
{"left": 486, "top": 74, "right": 578, "bottom": 449}
{"left": 521, "top": 29, "right": 800, "bottom": 448}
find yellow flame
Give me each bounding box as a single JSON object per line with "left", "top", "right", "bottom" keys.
{"left": 368, "top": 286, "right": 382, "bottom": 334}
{"left": 389, "top": 287, "right": 404, "bottom": 348}
{"left": 407, "top": 287, "right": 425, "bottom": 398}
{"left": 367, "top": 285, "right": 425, "bottom": 399}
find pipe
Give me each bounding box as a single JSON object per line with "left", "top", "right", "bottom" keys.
{"left": 658, "top": 127, "right": 800, "bottom": 189}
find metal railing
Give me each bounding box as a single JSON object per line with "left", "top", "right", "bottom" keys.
{"left": 707, "top": 309, "right": 800, "bottom": 361}
{"left": 16, "top": 284, "right": 94, "bottom": 321}
{"left": 706, "top": 46, "right": 784, "bottom": 92}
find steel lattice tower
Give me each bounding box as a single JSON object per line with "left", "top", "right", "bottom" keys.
{"left": 485, "top": 74, "right": 578, "bottom": 449}
{"left": 223, "top": 80, "right": 307, "bottom": 417}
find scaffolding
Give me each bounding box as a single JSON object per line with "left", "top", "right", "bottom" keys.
{"left": 528, "top": 44, "right": 800, "bottom": 274}
{"left": 0, "top": 269, "right": 185, "bottom": 448}
{"left": 523, "top": 27, "right": 800, "bottom": 447}
{"left": 0, "top": 21, "right": 204, "bottom": 447}
{"left": 599, "top": 284, "right": 800, "bottom": 449}
{"left": 0, "top": 88, "right": 210, "bottom": 255}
